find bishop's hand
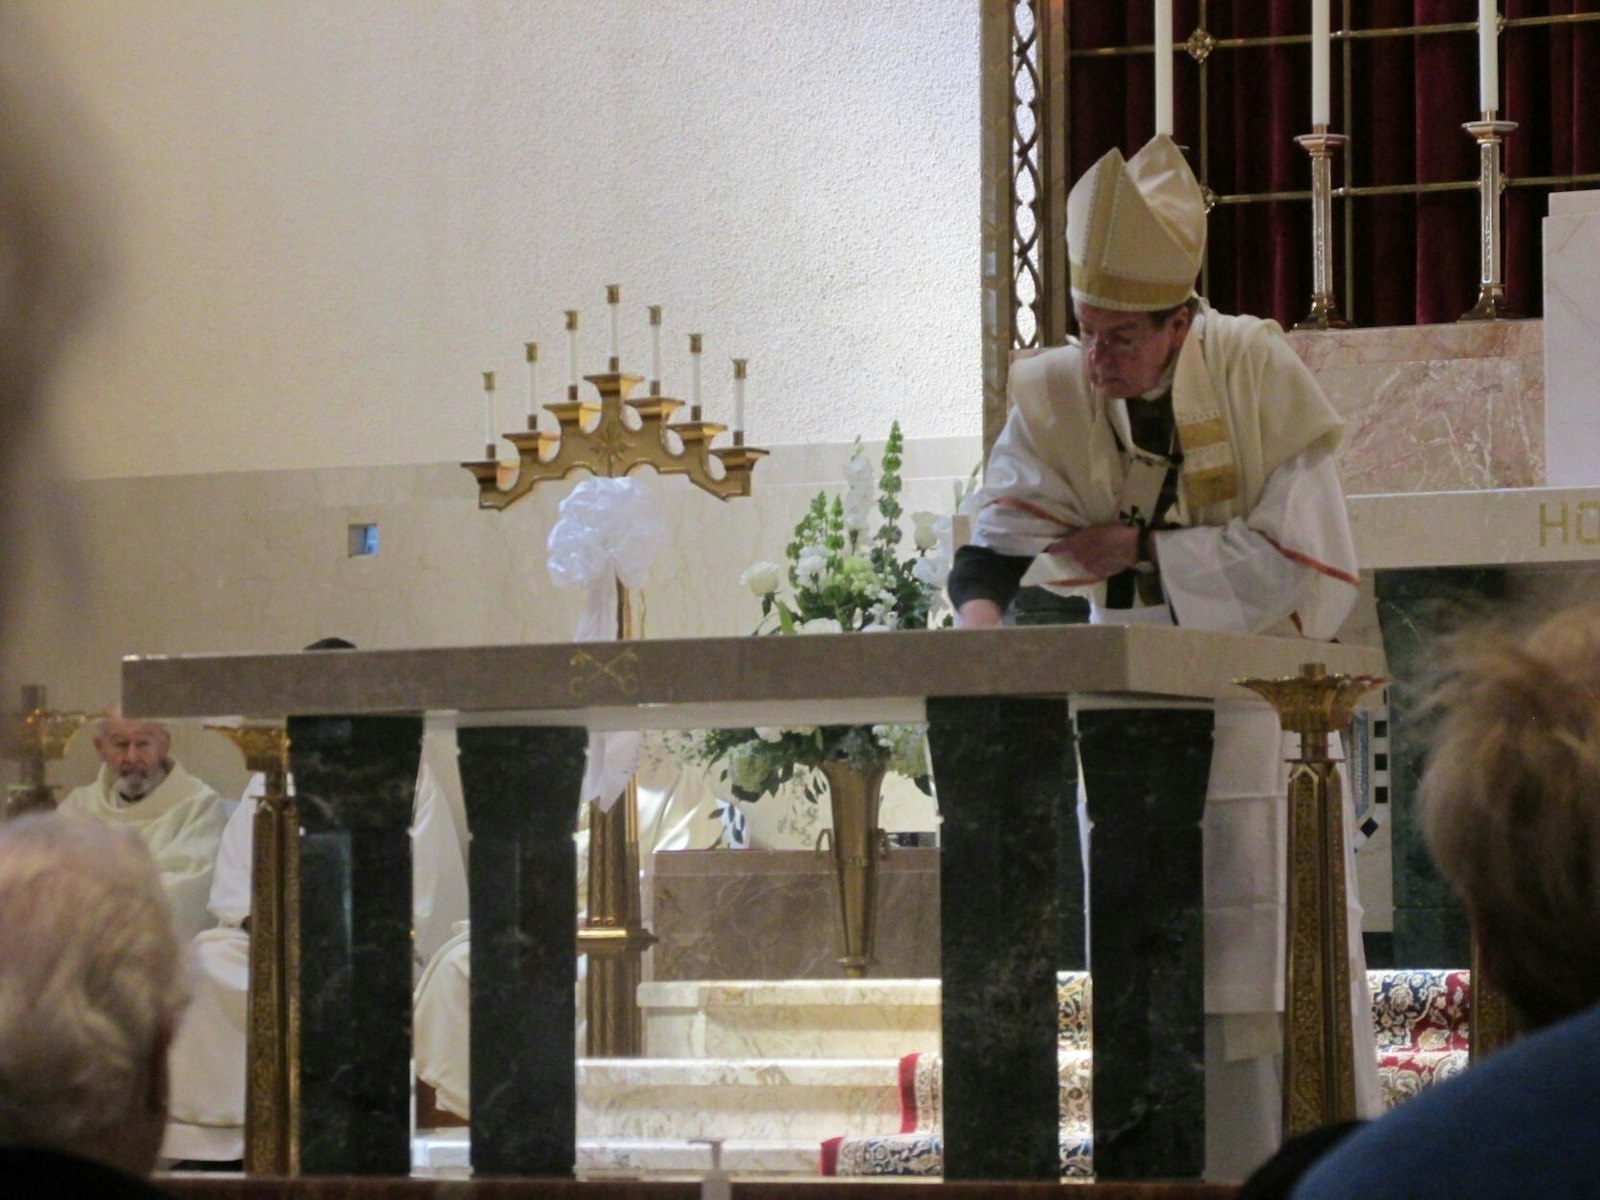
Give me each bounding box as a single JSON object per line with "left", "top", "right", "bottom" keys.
{"left": 1045, "top": 522, "right": 1142, "bottom": 579}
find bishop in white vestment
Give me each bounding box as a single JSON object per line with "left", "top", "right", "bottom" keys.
{"left": 948, "top": 135, "right": 1380, "bottom": 1180}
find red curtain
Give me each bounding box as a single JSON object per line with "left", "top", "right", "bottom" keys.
{"left": 1067, "top": 2, "right": 1600, "bottom": 328}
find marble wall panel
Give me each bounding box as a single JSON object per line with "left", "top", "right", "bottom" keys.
{"left": 1543, "top": 192, "right": 1600, "bottom": 487}
{"left": 1288, "top": 321, "right": 1545, "bottom": 495}
{"left": 650, "top": 848, "right": 939, "bottom": 981}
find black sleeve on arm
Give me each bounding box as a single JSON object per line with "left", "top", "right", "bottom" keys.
{"left": 947, "top": 543, "right": 1031, "bottom": 614}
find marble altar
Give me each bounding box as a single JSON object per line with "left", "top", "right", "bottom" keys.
{"left": 126, "top": 625, "right": 1384, "bottom": 1182}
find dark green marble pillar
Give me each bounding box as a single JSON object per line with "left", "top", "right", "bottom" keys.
{"left": 1076, "top": 706, "right": 1213, "bottom": 1181}
{"left": 1376, "top": 568, "right": 1506, "bottom": 967}
{"left": 456, "top": 724, "right": 588, "bottom": 1178}
{"left": 926, "top": 695, "right": 1076, "bottom": 1180}
{"left": 289, "top": 714, "right": 422, "bottom": 1176}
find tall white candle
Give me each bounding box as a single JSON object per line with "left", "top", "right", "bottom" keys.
{"left": 1311, "top": 0, "right": 1331, "bottom": 128}
{"left": 605, "top": 284, "right": 620, "bottom": 366}
{"left": 731, "top": 359, "right": 747, "bottom": 435}
{"left": 1154, "top": 0, "right": 1173, "bottom": 137}
{"left": 689, "top": 333, "right": 703, "bottom": 416}
{"left": 481, "top": 370, "right": 496, "bottom": 452}
{"left": 524, "top": 342, "right": 538, "bottom": 421}
{"left": 564, "top": 310, "right": 579, "bottom": 397}
{"left": 1478, "top": 0, "right": 1499, "bottom": 113}
{"left": 648, "top": 306, "right": 663, "bottom": 389}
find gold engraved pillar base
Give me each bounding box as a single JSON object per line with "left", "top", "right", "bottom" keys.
{"left": 1294, "top": 130, "right": 1351, "bottom": 332}
{"left": 1236, "top": 662, "right": 1383, "bottom": 1137}
{"left": 1459, "top": 117, "right": 1519, "bottom": 322}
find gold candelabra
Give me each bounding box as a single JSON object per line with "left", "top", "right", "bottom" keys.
{"left": 1235, "top": 662, "right": 1383, "bottom": 1137}
{"left": 462, "top": 285, "right": 765, "bottom": 1055}
{"left": 1459, "top": 114, "right": 1518, "bottom": 321}
{"left": 1294, "top": 127, "right": 1350, "bottom": 331}
{"left": 207, "top": 722, "right": 297, "bottom": 1177}
{"left": 2, "top": 686, "right": 92, "bottom": 819}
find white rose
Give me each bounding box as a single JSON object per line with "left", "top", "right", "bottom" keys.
{"left": 798, "top": 617, "right": 844, "bottom": 635}
{"left": 754, "top": 726, "right": 785, "bottom": 743}
{"left": 740, "top": 561, "right": 782, "bottom": 596}
{"left": 911, "top": 511, "right": 940, "bottom": 551}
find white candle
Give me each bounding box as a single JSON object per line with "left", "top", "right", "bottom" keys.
{"left": 524, "top": 342, "right": 538, "bottom": 421}
{"left": 481, "top": 370, "right": 496, "bottom": 452}
{"left": 605, "top": 284, "right": 620, "bottom": 366}
{"left": 731, "top": 359, "right": 747, "bottom": 435}
{"left": 689, "top": 333, "right": 703, "bottom": 416}
{"left": 1154, "top": 0, "right": 1173, "bottom": 137}
{"left": 564, "top": 310, "right": 579, "bottom": 397}
{"left": 1478, "top": 0, "right": 1499, "bottom": 113}
{"left": 648, "top": 306, "right": 663, "bottom": 390}
{"left": 1311, "top": 0, "right": 1331, "bottom": 128}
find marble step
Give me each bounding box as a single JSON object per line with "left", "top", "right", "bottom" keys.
{"left": 414, "top": 1133, "right": 823, "bottom": 1178}
{"left": 578, "top": 1057, "right": 901, "bottom": 1142}
{"left": 641, "top": 978, "right": 940, "bottom": 1059}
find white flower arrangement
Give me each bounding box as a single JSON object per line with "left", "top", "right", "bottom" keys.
{"left": 677, "top": 422, "right": 952, "bottom": 804}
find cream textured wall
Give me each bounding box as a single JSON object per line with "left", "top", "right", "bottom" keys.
{"left": 27, "top": 1, "right": 981, "bottom": 480}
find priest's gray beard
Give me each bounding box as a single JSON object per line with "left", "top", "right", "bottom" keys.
{"left": 115, "top": 765, "right": 169, "bottom": 803}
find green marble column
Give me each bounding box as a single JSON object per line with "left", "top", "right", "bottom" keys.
{"left": 1076, "top": 707, "right": 1213, "bottom": 1181}
{"left": 457, "top": 724, "right": 588, "bottom": 1178}
{"left": 926, "top": 695, "right": 1076, "bottom": 1180}
{"left": 290, "top": 714, "right": 422, "bottom": 1176}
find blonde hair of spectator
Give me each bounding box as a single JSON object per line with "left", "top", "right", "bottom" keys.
{"left": 1419, "top": 605, "right": 1600, "bottom": 1030}
{"left": 0, "top": 814, "right": 188, "bottom": 1167}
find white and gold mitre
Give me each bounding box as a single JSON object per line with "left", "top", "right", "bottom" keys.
{"left": 1066, "top": 135, "right": 1205, "bottom": 312}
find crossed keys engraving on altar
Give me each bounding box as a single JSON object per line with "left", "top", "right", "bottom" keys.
{"left": 569, "top": 648, "right": 640, "bottom": 699}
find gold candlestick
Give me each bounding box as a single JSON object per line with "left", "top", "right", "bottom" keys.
{"left": 1294, "top": 128, "right": 1350, "bottom": 331}
{"left": 2, "top": 685, "right": 92, "bottom": 819}
{"left": 1235, "top": 662, "right": 1384, "bottom": 1137}
{"left": 1459, "top": 115, "right": 1518, "bottom": 321}
{"left": 462, "top": 286, "right": 765, "bottom": 1055}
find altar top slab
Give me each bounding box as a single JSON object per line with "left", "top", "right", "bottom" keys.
{"left": 1349, "top": 485, "right": 1600, "bottom": 571}
{"left": 123, "top": 626, "right": 1386, "bottom": 731}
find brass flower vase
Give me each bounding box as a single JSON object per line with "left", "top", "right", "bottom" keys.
{"left": 816, "top": 759, "right": 889, "bottom": 978}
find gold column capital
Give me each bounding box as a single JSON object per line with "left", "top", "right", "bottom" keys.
{"left": 1234, "top": 662, "right": 1384, "bottom": 739}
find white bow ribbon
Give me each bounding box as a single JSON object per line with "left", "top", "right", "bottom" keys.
{"left": 547, "top": 477, "right": 666, "bottom": 811}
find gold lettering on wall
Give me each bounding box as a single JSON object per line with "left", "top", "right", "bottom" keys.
{"left": 1540, "top": 501, "right": 1568, "bottom": 547}
{"left": 1579, "top": 501, "right": 1600, "bottom": 546}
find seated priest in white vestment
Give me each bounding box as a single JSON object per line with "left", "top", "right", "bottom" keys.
{"left": 160, "top": 737, "right": 469, "bottom": 1164}
{"left": 58, "top": 715, "right": 229, "bottom": 945}
{"left": 948, "top": 135, "right": 1380, "bottom": 1180}
{"left": 413, "top": 756, "right": 721, "bottom": 1121}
